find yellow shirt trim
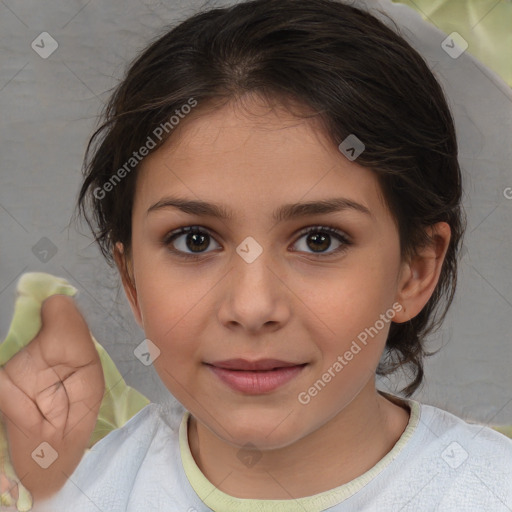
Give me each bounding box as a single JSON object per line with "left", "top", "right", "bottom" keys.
{"left": 178, "top": 392, "right": 421, "bottom": 512}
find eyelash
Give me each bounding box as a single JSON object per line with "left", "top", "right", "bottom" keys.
{"left": 162, "top": 225, "right": 352, "bottom": 261}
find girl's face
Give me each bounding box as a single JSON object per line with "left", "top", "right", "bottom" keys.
{"left": 119, "top": 96, "right": 412, "bottom": 449}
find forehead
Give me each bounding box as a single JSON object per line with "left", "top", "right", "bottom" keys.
{"left": 135, "top": 96, "right": 389, "bottom": 221}
{"left": 144, "top": 95, "right": 335, "bottom": 165}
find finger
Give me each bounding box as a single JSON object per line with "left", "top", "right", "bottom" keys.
{"left": 0, "top": 472, "right": 19, "bottom": 502}
{"left": 0, "top": 366, "right": 41, "bottom": 436}
{"left": 37, "top": 295, "right": 97, "bottom": 368}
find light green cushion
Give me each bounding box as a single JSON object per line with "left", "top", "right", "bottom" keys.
{"left": 392, "top": 0, "right": 512, "bottom": 87}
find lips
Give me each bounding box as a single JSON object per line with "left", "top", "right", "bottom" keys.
{"left": 207, "top": 358, "right": 305, "bottom": 371}
{"left": 205, "top": 359, "right": 308, "bottom": 394}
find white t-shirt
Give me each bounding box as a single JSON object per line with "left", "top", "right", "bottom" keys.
{"left": 35, "top": 393, "right": 512, "bottom": 512}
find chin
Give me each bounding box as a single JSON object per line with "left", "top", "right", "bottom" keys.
{"left": 217, "top": 410, "right": 305, "bottom": 451}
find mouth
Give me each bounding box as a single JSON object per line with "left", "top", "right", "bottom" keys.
{"left": 206, "top": 358, "right": 307, "bottom": 371}
{"left": 205, "top": 359, "right": 308, "bottom": 394}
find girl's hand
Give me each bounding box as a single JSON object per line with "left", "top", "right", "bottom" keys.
{"left": 0, "top": 294, "right": 105, "bottom": 502}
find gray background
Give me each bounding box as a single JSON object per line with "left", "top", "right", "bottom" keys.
{"left": 1, "top": 0, "right": 511, "bottom": 425}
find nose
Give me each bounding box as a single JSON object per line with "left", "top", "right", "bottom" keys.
{"left": 216, "top": 243, "right": 291, "bottom": 333}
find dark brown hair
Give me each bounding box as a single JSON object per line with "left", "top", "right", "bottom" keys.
{"left": 76, "top": 0, "right": 465, "bottom": 397}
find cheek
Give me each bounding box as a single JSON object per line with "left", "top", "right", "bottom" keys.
{"left": 133, "top": 241, "right": 207, "bottom": 330}
{"left": 293, "top": 260, "right": 399, "bottom": 388}
{"left": 295, "top": 260, "right": 396, "bottom": 338}
{"left": 132, "top": 261, "right": 214, "bottom": 369}
{"left": 297, "top": 267, "right": 395, "bottom": 406}
{"left": 138, "top": 285, "right": 202, "bottom": 397}
{"left": 138, "top": 283, "right": 200, "bottom": 347}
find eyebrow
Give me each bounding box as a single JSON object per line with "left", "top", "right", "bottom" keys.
{"left": 147, "top": 195, "right": 372, "bottom": 222}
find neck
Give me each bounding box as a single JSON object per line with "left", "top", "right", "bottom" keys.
{"left": 187, "top": 383, "right": 410, "bottom": 499}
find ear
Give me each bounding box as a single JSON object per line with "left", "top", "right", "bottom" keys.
{"left": 393, "top": 222, "right": 451, "bottom": 323}
{"left": 114, "top": 242, "right": 144, "bottom": 328}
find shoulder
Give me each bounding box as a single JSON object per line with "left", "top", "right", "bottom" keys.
{"left": 83, "top": 402, "right": 180, "bottom": 458}
{"left": 364, "top": 397, "right": 512, "bottom": 510}
{"left": 87, "top": 401, "right": 183, "bottom": 468}
{"left": 409, "top": 401, "right": 512, "bottom": 508}
{"left": 418, "top": 401, "right": 512, "bottom": 462}
{"left": 36, "top": 403, "right": 186, "bottom": 512}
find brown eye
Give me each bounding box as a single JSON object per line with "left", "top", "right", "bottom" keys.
{"left": 163, "top": 224, "right": 352, "bottom": 261}
{"left": 163, "top": 226, "right": 220, "bottom": 259}
{"left": 292, "top": 226, "right": 352, "bottom": 257}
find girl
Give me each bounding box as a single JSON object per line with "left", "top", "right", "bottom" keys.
{"left": 1, "top": 0, "right": 511, "bottom": 510}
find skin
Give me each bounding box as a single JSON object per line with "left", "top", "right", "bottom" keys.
{"left": 0, "top": 295, "right": 104, "bottom": 502}
{"left": 115, "top": 93, "right": 451, "bottom": 499}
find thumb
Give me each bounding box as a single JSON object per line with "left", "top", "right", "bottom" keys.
{"left": 37, "top": 295, "right": 97, "bottom": 368}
